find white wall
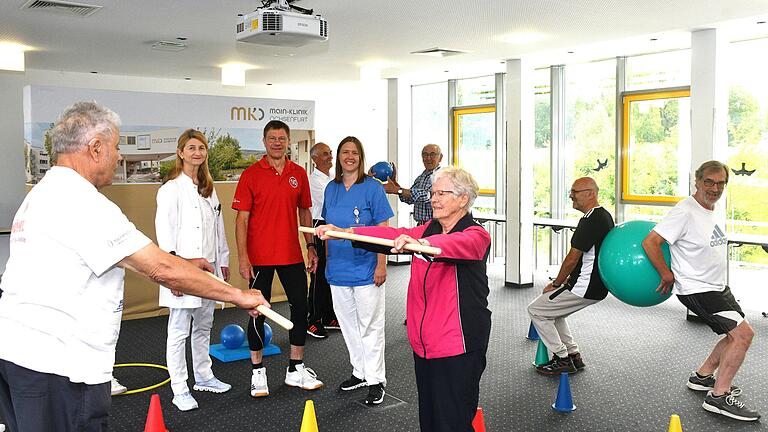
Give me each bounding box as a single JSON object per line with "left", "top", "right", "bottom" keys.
{"left": 0, "top": 70, "right": 388, "bottom": 226}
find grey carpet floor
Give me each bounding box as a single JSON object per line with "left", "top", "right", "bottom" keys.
{"left": 9, "top": 264, "right": 766, "bottom": 431}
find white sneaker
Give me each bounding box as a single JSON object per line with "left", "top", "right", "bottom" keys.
{"left": 251, "top": 368, "right": 269, "bottom": 397}
{"left": 110, "top": 378, "right": 127, "bottom": 396}
{"left": 193, "top": 376, "right": 232, "bottom": 394}
{"left": 285, "top": 364, "right": 324, "bottom": 390}
{"left": 172, "top": 392, "right": 199, "bottom": 411}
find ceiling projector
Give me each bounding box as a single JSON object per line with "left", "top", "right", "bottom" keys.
{"left": 236, "top": 0, "right": 328, "bottom": 47}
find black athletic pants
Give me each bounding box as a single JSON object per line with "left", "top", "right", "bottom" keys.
{"left": 307, "top": 220, "right": 336, "bottom": 326}
{"left": 247, "top": 263, "right": 308, "bottom": 350}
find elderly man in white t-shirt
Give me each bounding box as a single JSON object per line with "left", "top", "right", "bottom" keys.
{"left": 0, "top": 101, "right": 269, "bottom": 432}
{"left": 643, "top": 160, "right": 759, "bottom": 422}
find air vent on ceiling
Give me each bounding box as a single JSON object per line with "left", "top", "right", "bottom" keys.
{"left": 21, "top": 0, "right": 102, "bottom": 17}
{"left": 151, "top": 40, "right": 188, "bottom": 52}
{"left": 410, "top": 47, "right": 467, "bottom": 57}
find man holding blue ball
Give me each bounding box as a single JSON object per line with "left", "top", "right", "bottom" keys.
{"left": 643, "top": 160, "right": 759, "bottom": 422}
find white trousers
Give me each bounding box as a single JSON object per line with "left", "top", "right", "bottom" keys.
{"left": 527, "top": 289, "right": 599, "bottom": 358}
{"left": 166, "top": 298, "right": 216, "bottom": 395}
{"left": 331, "top": 283, "right": 386, "bottom": 386}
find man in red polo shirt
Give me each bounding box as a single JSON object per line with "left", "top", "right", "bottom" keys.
{"left": 233, "top": 120, "right": 323, "bottom": 397}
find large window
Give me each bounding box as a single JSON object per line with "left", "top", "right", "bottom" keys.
{"left": 626, "top": 50, "right": 690, "bottom": 91}
{"left": 457, "top": 75, "right": 495, "bottom": 106}
{"left": 621, "top": 89, "right": 691, "bottom": 204}
{"left": 533, "top": 68, "right": 551, "bottom": 217}
{"left": 412, "top": 81, "right": 449, "bottom": 173}
{"left": 726, "top": 38, "right": 768, "bottom": 266}
{"left": 452, "top": 106, "right": 496, "bottom": 195}
{"left": 563, "top": 60, "right": 616, "bottom": 218}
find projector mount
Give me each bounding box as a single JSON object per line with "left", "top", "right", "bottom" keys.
{"left": 259, "top": 0, "right": 313, "bottom": 15}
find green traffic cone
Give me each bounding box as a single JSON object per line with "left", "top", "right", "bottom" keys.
{"left": 533, "top": 339, "right": 550, "bottom": 367}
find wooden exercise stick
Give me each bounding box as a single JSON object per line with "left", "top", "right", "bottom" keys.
{"left": 299, "top": 226, "right": 442, "bottom": 256}
{"left": 204, "top": 272, "right": 294, "bottom": 330}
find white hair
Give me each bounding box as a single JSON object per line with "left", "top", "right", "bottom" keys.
{"left": 431, "top": 166, "right": 479, "bottom": 209}
{"left": 50, "top": 101, "right": 121, "bottom": 155}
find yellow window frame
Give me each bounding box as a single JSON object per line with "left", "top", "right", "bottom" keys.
{"left": 621, "top": 88, "right": 690, "bottom": 204}
{"left": 452, "top": 105, "right": 496, "bottom": 195}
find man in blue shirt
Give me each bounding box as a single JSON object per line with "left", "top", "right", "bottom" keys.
{"left": 384, "top": 144, "right": 442, "bottom": 225}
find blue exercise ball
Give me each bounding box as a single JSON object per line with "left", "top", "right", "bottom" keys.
{"left": 264, "top": 322, "right": 273, "bottom": 346}
{"left": 220, "top": 324, "right": 245, "bottom": 349}
{"left": 598, "top": 220, "right": 672, "bottom": 307}
{"left": 370, "top": 161, "right": 394, "bottom": 182}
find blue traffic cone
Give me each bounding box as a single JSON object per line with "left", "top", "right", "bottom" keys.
{"left": 526, "top": 321, "right": 540, "bottom": 341}
{"left": 552, "top": 372, "right": 576, "bottom": 412}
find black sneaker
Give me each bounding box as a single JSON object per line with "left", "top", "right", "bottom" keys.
{"left": 569, "top": 352, "right": 585, "bottom": 370}
{"left": 687, "top": 372, "right": 741, "bottom": 396}
{"left": 339, "top": 375, "right": 367, "bottom": 391}
{"left": 324, "top": 319, "right": 340, "bottom": 330}
{"left": 535, "top": 355, "right": 577, "bottom": 375}
{"left": 365, "top": 383, "right": 385, "bottom": 405}
{"left": 702, "top": 391, "right": 760, "bottom": 421}
{"left": 306, "top": 323, "right": 328, "bottom": 339}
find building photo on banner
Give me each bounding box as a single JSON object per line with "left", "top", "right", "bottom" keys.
{"left": 23, "top": 85, "right": 316, "bottom": 185}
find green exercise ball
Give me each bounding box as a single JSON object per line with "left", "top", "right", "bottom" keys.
{"left": 598, "top": 220, "right": 672, "bottom": 307}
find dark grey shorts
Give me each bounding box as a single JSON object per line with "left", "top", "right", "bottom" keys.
{"left": 677, "top": 286, "right": 745, "bottom": 335}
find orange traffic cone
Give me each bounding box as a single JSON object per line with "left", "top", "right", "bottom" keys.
{"left": 144, "top": 394, "right": 168, "bottom": 432}
{"left": 300, "top": 400, "right": 319, "bottom": 432}
{"left": 472, "top": 407, "right": 486, "bottom": 432}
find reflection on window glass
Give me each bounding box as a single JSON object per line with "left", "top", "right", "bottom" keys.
{"left": 563, "top": 60, "right": 616, "bottom": 218}
{"left": 623, "top": 204, "right": 670, "bottom": 223}
{"left": 454, "top": 108, "right": 495, "bottom": 193}
{"left": 726, "top": 38, "right": 768, "bottom": 266}
{"left": 457, "top": 76, "right": 495, "bottom": 106}
{"left": 533, "top": 68, "right": 551, "bottom": 218}
{"left": 624, "top": 93, "right": 690, "bottom": 202}
{"left": 627, "top": 50, "right": 691, "bottom": 91}
{"left": 412, "top": 82, "right": 448, "bottom": 175}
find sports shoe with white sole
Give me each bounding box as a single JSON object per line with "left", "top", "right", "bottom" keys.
{"left": 110, "top": 378, "right": 127, "bottom": 396}
{"left": 365, "top": 383, "right": 385, "bottom": 405}
{"left": 702, "top": 391, "right": 760, "bottom": 421}
{"left": 285, "top": 364, "right": 324, "bottom": 390}
{"left": 250, "top": 368, "right": 269, "bottom": 397}
{"left": 172, "top": 392, "right": 199, "bottom": 412}
{"left": 193, "top": 376, "right": 232, "bottom": 393}
{"left": 687, "top": 372, "right": 741, "bottom": 396}
{"left": 339, "top": 374, "right": 368, "bottom": 391}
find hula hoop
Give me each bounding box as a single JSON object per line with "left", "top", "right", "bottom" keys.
{"left": 113, "top": 363, "right": 171, "bottom": 395}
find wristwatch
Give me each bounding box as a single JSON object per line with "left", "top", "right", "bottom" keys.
{"left": 397, "top": 188, "right": 404, "bottom": 195}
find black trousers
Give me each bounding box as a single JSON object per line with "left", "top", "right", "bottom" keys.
{"left": 0, "top": 358, "right": 111, "bottom": 432}
{"left": 247, "top": 263, "right": 309, "bottom": 350}
{"left": 413, "top": 348, "right": 487, "bottom": 432}
{"left": 307, "top": 221, "right": 336, "bottom": 325}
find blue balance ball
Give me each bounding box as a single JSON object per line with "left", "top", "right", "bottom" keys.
{"left": 220, "top": 324, "right": 245, "bottom": 349}
{"left": 264, "top": 322, "right": 273, "bottom": 346}
{"left": 370, "top": 161, "right": 394, "bottom": 182}
{"left": 598, "top": 220, "right": 672, "bottom": 307}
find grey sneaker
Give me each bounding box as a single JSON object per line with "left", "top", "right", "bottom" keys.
{"left": 702, "top": 391, "right": 760, "bottom": 421}
{"left": 110, "top": 378, "right": 127, "bottom": 396}
{"left": 568, "top": 352, "right": 585, "bottom": 370}
{"left": 193, "top": 376, "right": 232, "bottom": 394}
{"left": 686, "top": 372, "right": 741, "bottom": 396}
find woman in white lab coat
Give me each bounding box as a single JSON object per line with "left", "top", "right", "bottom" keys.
{"left": 155, "top": 129, "right": 231, "bottom": 412}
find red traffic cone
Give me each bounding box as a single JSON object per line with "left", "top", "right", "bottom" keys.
{"left": 472, "top": 407, "right": 486, "bottom": 432}
{"left": 144, "top": 394, "right": 168, "bottom": 432}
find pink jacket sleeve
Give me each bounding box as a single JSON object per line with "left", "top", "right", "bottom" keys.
{"left": 422, "top": 226, "right": 490, "bottom": 261}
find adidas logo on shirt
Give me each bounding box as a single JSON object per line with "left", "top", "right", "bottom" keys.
{"left": 710, "top": 225, "right": 727, "bottom": 247}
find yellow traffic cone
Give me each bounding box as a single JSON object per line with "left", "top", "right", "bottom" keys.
{"left": 668, "top": 414, "right": 682, "bottom": 432}
{"left": 300, "top": 400, "right": 319, "bottom": 432}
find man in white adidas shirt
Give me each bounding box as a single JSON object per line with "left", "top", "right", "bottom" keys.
{"left": 643, "top": 160, "right": 759, "bottom": 422}
{"left": 0, "top": 101, "right": 269, "bottom": 432}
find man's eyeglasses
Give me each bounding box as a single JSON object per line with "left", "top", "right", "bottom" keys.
{"left": 422, "top": 152, "right": 440, "bottom": 158}
{"left": 430, "top": 190, "right": 457, "bottom": 199}
{"left": 266, "top": 136, "right": 289, "bottom": 144}
{"left": 702, "top": 179, "right": 727, "bottom": 188}
{"left": 569, "top": 188, "right": 591, "bottom": 196}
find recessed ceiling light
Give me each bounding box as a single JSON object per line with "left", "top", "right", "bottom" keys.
{"left": 266, "top": 83, "right": 272, "bottom": 86}
{"left": 444, "top": 70, "right": 450, "bottom": 73}
{"left": 152, "top": 40, "right": 187, "bottom": 52}
{"left": 567, "top": 51, "right": 574, "bottom": 54}
{"left": 184, "top": 77, "right": 191, "bottom": 80}
{"left": 90, "top": 71, "right": 98, "bottom": 74}
{"left": 0, "top": 42, "right": 26, "bottom": 71}
{"left": 650, "top": 38, "right": 658, "bottom": 41}
{"left": 758, "top": 21, "right": 766, "bottom": 24}
{"left": 176, "top": 37, "right": 187, "bottom": 41}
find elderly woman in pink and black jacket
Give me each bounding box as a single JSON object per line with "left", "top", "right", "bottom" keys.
{"left": 318, "top": 166, "right": 491, "bottom": 432}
